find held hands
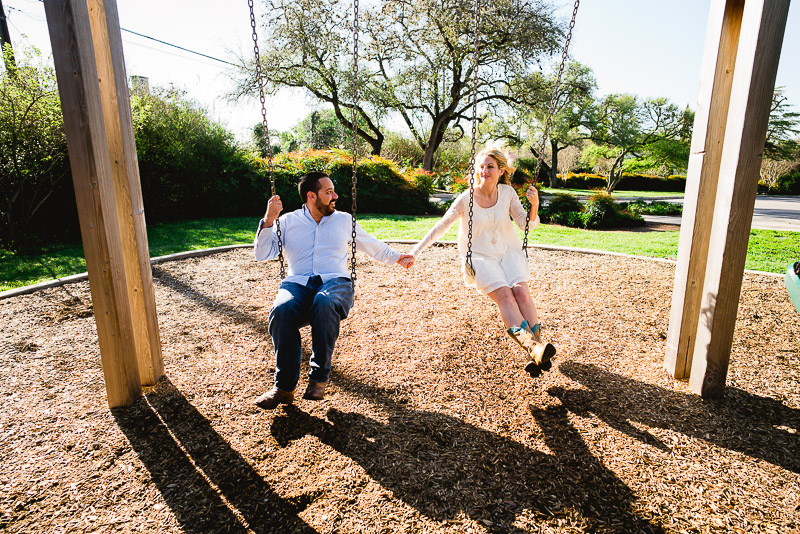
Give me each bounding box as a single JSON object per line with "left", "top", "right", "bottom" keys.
{"left": 397, "top": 254, "right": 415, "bottom": 269}
{"left": 263, "top": 195, "right": 283, "bottom": 227}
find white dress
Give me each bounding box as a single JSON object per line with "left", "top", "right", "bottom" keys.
{"left": 410, "top": 184, "right": 539, "bottom": 295}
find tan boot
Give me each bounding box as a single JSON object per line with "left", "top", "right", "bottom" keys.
{"left": 529, "top": 323, "right": 556, "bottom": 371}
{"left": 507, "top": 327, "right": 543, "bottom": 377}
{"left": 506, "top": 326, "right": 538, "bottom": 354}
{"left": 254, "top": 387, "right": 295, "bottom": 410}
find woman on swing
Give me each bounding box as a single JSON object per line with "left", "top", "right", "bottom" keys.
{"left": 408, "top": 147, "right": 556, "bottom": 377}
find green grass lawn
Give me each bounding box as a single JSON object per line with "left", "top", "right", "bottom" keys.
{"left": 2, "top": 214, "right": 797, "bottom": 291}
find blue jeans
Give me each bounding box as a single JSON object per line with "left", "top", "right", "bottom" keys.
{"left": 268, "top": 276, "right": 354, "bottom": 392}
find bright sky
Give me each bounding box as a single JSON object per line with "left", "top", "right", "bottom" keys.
{"left": 3, "top": 0, "right": 799, "bottom": 144}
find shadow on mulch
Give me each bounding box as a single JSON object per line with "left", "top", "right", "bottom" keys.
{"left": 152, "top": 266, "right": 268, "bottom": 335}
{"left": 112, "top": 378, "right": 318, "bottom": 534}
{"left": 271, "top": 371, "right": 665, "bottom": 534}
{"left": 555, "top": 362, "right": 800, "bottom": 474}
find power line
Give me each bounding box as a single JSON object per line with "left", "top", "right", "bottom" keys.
{"left": 119, "top": 27, "right": 239, "bottom": 67}
{"left": 6, "top": 2, "right": 241, "bottom": 67}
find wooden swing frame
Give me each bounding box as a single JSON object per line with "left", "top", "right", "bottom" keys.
{"left": 41, "top": 0, "right": 791, "bottom": 407}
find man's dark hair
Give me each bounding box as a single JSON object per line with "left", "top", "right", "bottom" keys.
{"left": 298, "top": 171, "right": 330, "bottom": 203}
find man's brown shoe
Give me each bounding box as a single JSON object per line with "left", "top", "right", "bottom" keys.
{"left": 302, "top": 380, "right": 326, "bottom": 401}
{"left": 254, "top": 387, "right": 294, "bottom": 410}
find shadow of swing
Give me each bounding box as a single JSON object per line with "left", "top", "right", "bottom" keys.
{"left": 270, "top": 370, "right": 665, "bottom": 534}
{"left": 553, "top": 361, "right": 800, "bottom": 474}
{"left": 151, "top": 265, "right": 270, "bottom": 336}
{"left": 113, "top": 377, "right": 318, "bottom": 534}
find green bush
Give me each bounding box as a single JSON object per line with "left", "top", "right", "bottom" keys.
{"left": 0, "top": 45, "right": 71, "bottom": 247}
{"left": 616, "top": 173, "right": 686, "bottom": 192}
{"left": 550, "top": 210, "right": 583, "bottom": 227}
{"left": 131, "top": 88, "right": 260, "bottom": 222}
{"left": 541, "top": 192, "right": 643, "bottom": 229}
{"left": 774, "top": 172, "right": 800, "bottom": 195}
{"left": 254, "top": 150, "right": 438, "bottom": 215}
{"left": 623, "top": 199, "right": 683, "bottom": 216}
{"left": 540, "top": 193, "right": 583, "bottom": 223}
{"left": 560, "top": 172, "right": 607, "bottom": 189}
{"left": 557, "top": 172, "right": 687, "bottom": 192}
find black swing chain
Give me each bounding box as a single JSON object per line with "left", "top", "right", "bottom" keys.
{"left": 349, "top": 0, "right": 360, "bottom": 285}
{"left": 249, "top": 0, "right": 285, "bottom": 278}
{"left": 522, "top": 0, "right": 580, "bottom": 256}
{"left": 465, "top": 0, "right": 482, "bottom": 277}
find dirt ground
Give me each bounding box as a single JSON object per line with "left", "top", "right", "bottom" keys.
{"left": 1, "top": 242, "right": 798, "bottom": 533}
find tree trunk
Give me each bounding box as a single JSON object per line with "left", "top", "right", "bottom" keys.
{"left": 528, "top": 145, "right": 553, "bottom": 184}
{"left": 368, "top": 132, "right": 384, "bottom": 156}
{"left": 549, "top": 139, "right": 560, "bottom": 188}
{"left": 422, "top": 114, "right": 452, "bottom": 171}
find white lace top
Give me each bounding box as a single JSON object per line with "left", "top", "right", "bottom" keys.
{"left": 411, "top": 184, "right": 539, "bottom": 258}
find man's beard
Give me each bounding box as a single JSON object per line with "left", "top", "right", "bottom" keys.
{"left": 315, "top": 197, "right": 335, "bottom": 216}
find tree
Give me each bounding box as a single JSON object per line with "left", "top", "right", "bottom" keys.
{"left": 760, "top": 158, "right": 797, "bottom": 191}
{"left": 131, "top": 87, "right": 259, "bottom": 221}
{"left": 486, "top": 61, "right": 596, "bottom": 187}
{"left": 526, "top": 61, "right": 596, "bottom": 187}
{"left": 582, "top": 94, "right": 690, "bottom": 192}
{"left": 245, "top": 0, "right": 562, "bottom": 170}
{"left": 764, "top": 88, "right": 800, "bottom": 160}
{"left": 0, "top": 45, "right": 69, "bottom": 246}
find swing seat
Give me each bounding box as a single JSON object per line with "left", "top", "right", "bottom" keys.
{"left": 786, "top": 262, "right": 800, "bottom": 316}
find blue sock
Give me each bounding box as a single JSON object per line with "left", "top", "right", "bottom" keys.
{"left": 530, "top": 323, "right": 541, "bottom": 334}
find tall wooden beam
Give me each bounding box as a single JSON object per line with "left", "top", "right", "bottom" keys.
{"left": 665, "top": 0, "right": 744, "bottom": 378}
{"left": 44, "top": 0, "right": 163, "bottom": 407}
{"left": 689, "top": 0, "right": 790, "bottom": 398}
{"left": 87, "top": 0, "right": 163, "bottom": 384}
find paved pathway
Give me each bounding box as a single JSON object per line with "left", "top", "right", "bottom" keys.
{"left": 432, "top": 193, "right": 799, "bottom": 231}
{"left": 637, "top": 195, "right": 800, "bottom": 232}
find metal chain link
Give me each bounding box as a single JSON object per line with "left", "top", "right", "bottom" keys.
{"left": 522, "top": 0, "right": 580, "bottom": 256}
{"left": 464, "top": 0, "right": 482, "bottom": 278}
{"left": 349, "top": 0, "right": 360, "bottom": 285}
{"left": 249, "top": 0, "right": 285, "bottom": 278}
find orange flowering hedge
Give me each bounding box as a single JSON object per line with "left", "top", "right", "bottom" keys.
{"left": 251, "top": 150, "right": 439, "bottom": 215}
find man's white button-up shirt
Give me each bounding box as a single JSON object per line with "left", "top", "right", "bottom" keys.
{"left": 254, "top": 206, "right": 402, "bottom": 284}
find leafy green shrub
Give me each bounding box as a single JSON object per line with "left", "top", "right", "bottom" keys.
{"left": 775, "top": 172, "right": 800, "bottom": 195}
{"left": 254, "top": 150, "right": 437, "bottom": 215}
{"left": 0, "top": 45, "right": 71, "bottom": 247}
{"left": 561, "top": 172, "right": 607, "bottom": 189}
{"left": 616, "top": 173, "right": 686, "bottom": 192}
{"left": 408, "top": 169, "right": 435, "bottom": 195}
{"left": 581, "top": 193, "right": 615, "bottom": 229}
{"left": 623, "top": 199, "right": 683, "bottom": 216}
{"left": 131, "top": 88, "right": 260, "bottom": 222}
{"left": 582, "top": 192, "right": 644, "bottom": 229}
{"left": 382, "top": 132, "right": 424, "bottom": 169}
{"left": 549, "top": 210, "right": 583, "bottom": 227}
{"left": 540, "top": 193, "right": 583, "bottom": 223}
{"left": 540, "top": 192, "right": 643, "bottom": 229}
{"left": 557, "top": 172, "right": 687, "bottom": 192}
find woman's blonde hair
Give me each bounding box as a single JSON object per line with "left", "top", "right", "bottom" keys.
{"left": 474, "top": 148, "right": 515, "bottom": 185}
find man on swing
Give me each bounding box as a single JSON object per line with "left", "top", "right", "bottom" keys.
{"left": 253, "top": 171, "right": 414, "bottom": 410}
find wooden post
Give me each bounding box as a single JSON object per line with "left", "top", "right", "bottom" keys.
{"left": 44, "top": 0, "right": 163, "bottom": 407}
{"left": 689, "top": 0, "right": 790, "bottom": 398}
{"left": 665, "top": 0, "right": 744, "bottom": 378}
{"left": 87, "top": 0, "right": 163, "bottom": 384}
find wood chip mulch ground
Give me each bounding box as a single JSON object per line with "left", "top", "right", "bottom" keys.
{"left": 1, "top": 241, "right": 799, "bottom": 533}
